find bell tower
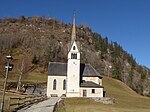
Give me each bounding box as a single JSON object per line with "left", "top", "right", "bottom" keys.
{"left": 66, "top": 14, "right": 80, "bottom": 97}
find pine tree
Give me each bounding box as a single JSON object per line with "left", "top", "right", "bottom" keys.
{"left": 112, "top": 59, "right": 122, "bottom": 80}
{"left": 32, "top": 55, "right": 38, "bottom": 64}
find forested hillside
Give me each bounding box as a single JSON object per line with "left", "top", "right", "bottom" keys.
{"left": 0, "top": 16, "right": 150, "bottom": 96}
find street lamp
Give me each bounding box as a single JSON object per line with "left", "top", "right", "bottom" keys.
{"left": 0, "top": 55, "right": 13, "bottom": 112}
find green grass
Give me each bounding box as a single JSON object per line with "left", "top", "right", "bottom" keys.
{"left": 22, "top": 69, "right": 47, "bottom": 83}
{"left": 55, "top": 77, "right": 150, "bottom": 112}
{"left": 0, "top": 92, "right": 23, "bottom": 112}
{"left": 0, "top": 48, "right": 48, "bottom": 111}
{"left": 0, "top": 68, "right": 47, "bottom": 83}
{"left": 0, "top": 68, "right": 47, "bottom": 111}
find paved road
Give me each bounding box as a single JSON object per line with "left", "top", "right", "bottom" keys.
{"left": 17, "top": 97, "right": 60, "bottom": 112}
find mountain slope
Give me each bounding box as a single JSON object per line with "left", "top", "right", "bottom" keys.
{"left": 55, "top": 76, "right": 150, "bottom": 112}
{"left": 103, "top": 77, "right": 150, "bottom": 109}
{"left": 0, "top": 16, "right": 150, "bottom": 96}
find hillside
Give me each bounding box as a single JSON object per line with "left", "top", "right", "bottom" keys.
{"left": 0, "top": 16, "right": 150, "bottom": 96}
{"left": 55, "top": 76, "right": 150, "bottom": 112}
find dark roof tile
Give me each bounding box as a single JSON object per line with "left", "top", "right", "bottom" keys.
{"left": 80, "top": 81, "right": 103, "bottom": 88}
{"left": 48, "top": 62, "right": 67, "bottom": 76}
{"left": 48, "top": 62, "right": 102, "bottom": 78}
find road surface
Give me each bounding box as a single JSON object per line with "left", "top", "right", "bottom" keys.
{"left": 17, "top": 97, "right": 60, "bottom": 112}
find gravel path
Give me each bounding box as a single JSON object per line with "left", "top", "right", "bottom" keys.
{"left": 17, "top": 97, "right": 60, "bottom": 112}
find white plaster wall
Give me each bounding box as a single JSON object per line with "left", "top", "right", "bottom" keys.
{"left": 67, "top": 41, "right": 80, "bottom": 97}
{"left": 80, "top": 87, "right": 103, "bottom": 97}
{"left": 83, "top": 77, "right": 102, "bottom": 85}
{"left": 98, "top": 78, "right": 102, "bottom": 86}
{"left": 66, "top": 92, "right": 80, "bottom": 97}
{"left": 70, "top": 41, "right": 79, "bottom": 53}
{"left": 68, "top": 42, "right": 80, "bottom": 60}
{"left": 67, "top": 59, "right": 80, "bottom": 97}
{"left": 47, "top": 76, "right": 66, "bottom": 97}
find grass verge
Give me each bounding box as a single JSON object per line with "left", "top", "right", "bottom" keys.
{"left": 55, "top": 77, "right": 150, "bottom": 112}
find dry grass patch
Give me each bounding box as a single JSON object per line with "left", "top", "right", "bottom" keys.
{"left": 0, "top": 92, "right": 24, "bottom": 112}
{"left": 55, "top": 77, "right": 150, "bottom": 112}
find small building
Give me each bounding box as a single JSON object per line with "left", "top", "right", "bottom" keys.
{"left": 47, "top": 15, "right": 104, "bottom": 97}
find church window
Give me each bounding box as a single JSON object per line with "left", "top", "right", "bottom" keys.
{"left": 63, "top": 79, "right": 66, "bottom": 90}
{"left": 73, "top": 46, "right": 76, "bottom": 50}
{"left": 71, "top": 53, "right": 73, "bottom": 59}
{"left": 53, "top": 79, "right": 57, "bottom": 90}
{"left": 74, "top": 53, "right": 77, "bottom": 59}
{"left": 92, "top": 89, "right": 95, "bottom": 93}
{"left": 71, "top": 53, "right": 77, "bottom": 59}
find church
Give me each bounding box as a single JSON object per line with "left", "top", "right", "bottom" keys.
{"left": 47, "top": 15, "right": 104, "bottom": 97}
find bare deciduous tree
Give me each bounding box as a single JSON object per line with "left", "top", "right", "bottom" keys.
{"left": 16, "top": 54, "right": 30, "bottom": 91}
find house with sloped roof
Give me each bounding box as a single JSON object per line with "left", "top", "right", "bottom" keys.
{"left": 47, "top": 15, "right": 104, "bottom": 97}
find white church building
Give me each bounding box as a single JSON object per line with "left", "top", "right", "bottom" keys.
{"left": 47, "top": 15, "right": 104, "bottom": 97}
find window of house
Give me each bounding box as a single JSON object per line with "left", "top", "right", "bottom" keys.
{"left": 71, "top": 53, "right": 77, "bottom": 59}
{"left": 92, "top": 89, "right": 95, "bottom": 93}
{"left": 53, "top": 79, "right": 57, "bottom": 90}
{"left": 63, "top": 79, "right": 66, "bottom": 90}
{"left": 73, "top": 46, "right": 76, "bottom": 50}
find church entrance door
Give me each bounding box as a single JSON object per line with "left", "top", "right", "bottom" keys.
{"left": 83, "top": 90, "right": 87, "bottom": 97}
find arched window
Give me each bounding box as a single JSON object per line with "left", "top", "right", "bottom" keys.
{"left": 71, "top": 53, "right": 77, "bottom": 59}
{"left": 73, "top": 46, "right": 76, "bottom": 50}
{"left": 63, "top": 79, "right": 66, "bottom": 90}
{"left": 74, "top": 53, "right": 77, "bottom": 59}
{"left": 53, "top": 79, "right": 57, "bottom": 90}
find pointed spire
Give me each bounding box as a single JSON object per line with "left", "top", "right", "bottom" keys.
{"left": 71, "top": 13, "right": 76, "bottom": 42}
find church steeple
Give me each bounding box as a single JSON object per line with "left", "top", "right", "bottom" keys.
{"left": 71, "top": 14, "right": 76, "bottom": 42}
{"left": 67, "top": 13, "right": 80, "bottom": 97}
{"left": 68, "top": 14, "right": 78, "bottom": 51}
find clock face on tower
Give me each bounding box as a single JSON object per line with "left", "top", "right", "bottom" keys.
{"left": 72, "top": 62, "right": 77, "bottom": 65}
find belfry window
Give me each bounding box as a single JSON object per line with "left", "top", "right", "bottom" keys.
{"left": 73, "top": 46, "right": 76, "bottom": 50}
{"left": 71, "top": 53, "right": 77, "bottom": 59}
{"left": 53, "top": 79, "right": 57, "bottom": 90}
{"left": 63, "top": 79, "right": 66, "bottom": 90}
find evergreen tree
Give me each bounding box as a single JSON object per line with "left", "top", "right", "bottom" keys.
{"left": 112, "top": 59, "right": 122, "bottom": 80}
{"left": 32, "top": 55, "right": 38, "bottom": 64}
{"left": 93, "top": 33, "right": 100, "bottom": 51}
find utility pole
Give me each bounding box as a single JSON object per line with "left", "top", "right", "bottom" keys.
{"left": 0, "top": 55, "right": 13, "bottom": 112}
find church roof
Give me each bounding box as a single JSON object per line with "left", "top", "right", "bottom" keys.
{"left": 48, "top": 62, "right": 102, "bottom": 78}
{"left": 48, "top": 62, "right": 67, "bottom": 76}
{"left": 80, "top": 81, "right": 103, "bottom": 88}
{"left": 80, "top": 63, "right": 101, "bottom": 77}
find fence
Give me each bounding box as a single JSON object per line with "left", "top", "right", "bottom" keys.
{"left": 7, "top": 95, "right": 47, "bottom": 112}
{"left": 53, "top": 95, "right": 63, "bottom": 112}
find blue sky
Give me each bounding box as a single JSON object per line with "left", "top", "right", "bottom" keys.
{"left": 0, "top": 0, "right": 150, "bottom": 68}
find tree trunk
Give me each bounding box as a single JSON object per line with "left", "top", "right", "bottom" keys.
{"left": 16, "top": 72, "right": 22, "bottom": 91}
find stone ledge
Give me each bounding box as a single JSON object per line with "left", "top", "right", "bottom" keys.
{"left": 90, "top": 97, "right": 115, "bottom": 104}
